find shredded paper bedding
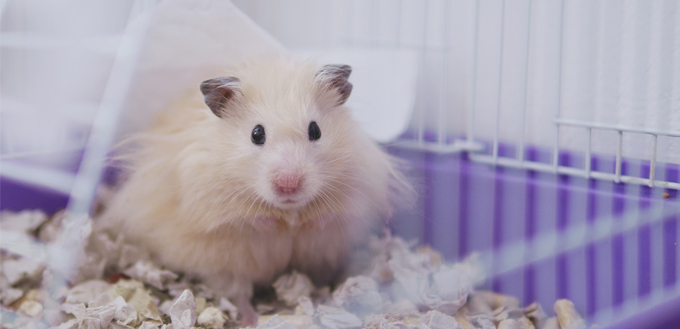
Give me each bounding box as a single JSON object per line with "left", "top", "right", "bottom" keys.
{"left": 0, "top": 210, "right": 587, "bottom": 329}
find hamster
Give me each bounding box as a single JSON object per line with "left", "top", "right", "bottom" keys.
{"left": 98, "top": 57, "right": 410, "bottom": 324}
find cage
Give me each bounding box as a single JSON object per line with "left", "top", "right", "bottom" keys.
{"left": 2, "top": 0, "right": 680, "bottom": 328}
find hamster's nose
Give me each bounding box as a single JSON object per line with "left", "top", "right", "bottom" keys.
{"left": 274, "top": 173, "right": 302, "bottom": 194}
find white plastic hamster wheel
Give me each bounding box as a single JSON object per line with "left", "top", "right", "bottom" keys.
{"left": 2, "top": 1, "right": 680, "bottom": 328}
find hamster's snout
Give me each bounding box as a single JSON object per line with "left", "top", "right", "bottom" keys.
{"left": 273, "top": 172, "right": 303, "bottom": 195}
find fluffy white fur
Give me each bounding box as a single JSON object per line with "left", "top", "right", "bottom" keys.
{"left": 98, "top": 57, "right": 408, "bottom": 318}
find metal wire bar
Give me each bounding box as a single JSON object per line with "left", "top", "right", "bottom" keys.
{"left": 615, "top": 130, "right": 623, "bottom": 183}
{"left": 471, "top": 153, "right": 680, "bottom": 190}
{"left": 553, "top": 125, "right": 560, "bottom": 170}
{"left": 492, "top": 0, "right": 506, "bottom": 165}
{"left": 649, "top": 135, "right": 658, "bottom": 187}
{"left": 585, "top": 127, "right": 592, "bottom": 178}
{"left": 553, "top": 0, "right": 566, "bottom": 172}
{"left": 556, "top": 118, "right": 680, "bottom": 138}
{"left": 416, "top": 0, "right": 430, "bottom": 145}
{"left": 518, "top": 0, "right": 533, "bottom": 164}
{"left": 437, "top": 0, "right": 451, "bottom": 146}
{"left": 467, "top": 0, "right": 481, "bottom": 144}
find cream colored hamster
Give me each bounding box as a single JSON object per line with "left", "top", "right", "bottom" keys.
{"left": 98, "top": 57, "right": 409, "bottom": 324}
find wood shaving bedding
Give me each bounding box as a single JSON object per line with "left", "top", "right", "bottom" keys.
{"left": 0, "top": 210, "right": 590, "bottom": 329}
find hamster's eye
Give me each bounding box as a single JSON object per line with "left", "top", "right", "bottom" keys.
{"left": 308, "top": 121, "right": 321, "bottom": 141}
{"left": 251, "top": 125, "right": 266, "bottom": 145}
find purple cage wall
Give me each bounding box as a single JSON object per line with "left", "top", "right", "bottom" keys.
{"left": 385, "top": 142, "right": 680, "bottom": 329}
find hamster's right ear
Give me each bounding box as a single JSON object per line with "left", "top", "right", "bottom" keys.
{"left": 200, "top": 77, "right": 241, "bottom": 117}
{"left": 316, "top": 64, "right": 352, "bottom": 106}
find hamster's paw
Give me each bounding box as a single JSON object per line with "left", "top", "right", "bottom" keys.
{"left": 236, "top": 295, "right": 259, "bottom": 326}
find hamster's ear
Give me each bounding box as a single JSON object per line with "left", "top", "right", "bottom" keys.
{"left": 316, "top": 64, "right": 353, "bottom": 106}
{"left": 200, "top": 77, "right": 241, "bottom": 117}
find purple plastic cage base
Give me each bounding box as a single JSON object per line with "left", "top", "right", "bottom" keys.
{"left": 2, "top": 137, "right": 679, "bottom": 329}
{"left": 0, "top": 177, "right": 70, "bottom": 215}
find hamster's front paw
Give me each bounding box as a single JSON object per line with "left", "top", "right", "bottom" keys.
{"left": 236, "top": 295, "right": 259, "bottom": 326}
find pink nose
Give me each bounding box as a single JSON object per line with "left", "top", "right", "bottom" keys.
{"left": 274, "top": 173, "right": 302, "bottom": 194}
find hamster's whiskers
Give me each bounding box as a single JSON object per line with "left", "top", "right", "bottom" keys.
{"left": 320, "top": 184, "right": 362, "bottom": 217}
{"left": 316, "top": 188, "right": 348, "bottom": 235}
{"left": 237, "top": 189, "right": 261, "bottom": 235}
{"left": 204, "top": 184, "right": 252, "bottom": 231}
{"left": 322, "top": 173, "right": 390, "bottom": 217}
{"left": 244, "top": 193, "right": 264, "bottom": 221}
{"left": 317, "top": 186, "right": 344, "bottom": 211}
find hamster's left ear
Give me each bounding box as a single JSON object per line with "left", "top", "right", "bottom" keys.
{"left": 200, "top": 77, "right": 241, "bottom": 117}
{"left": 316, "top": 64, "right": 353, "bottom": 106}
